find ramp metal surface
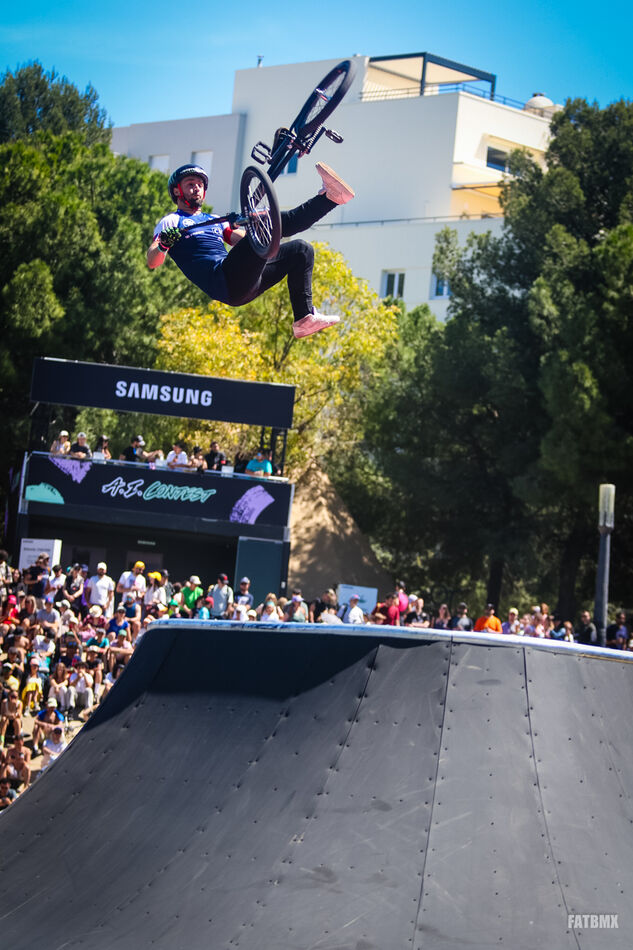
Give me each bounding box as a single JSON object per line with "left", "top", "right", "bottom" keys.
{"left": 0, "top": 623, "right": 631, "bottom": 949}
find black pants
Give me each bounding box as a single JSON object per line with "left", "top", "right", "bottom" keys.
{"left": 221, "top": 194, "right": 336, "bottom": 321}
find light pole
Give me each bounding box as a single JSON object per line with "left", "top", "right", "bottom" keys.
{"left": 594, "top": 483, "right": 615, "bottom": 648}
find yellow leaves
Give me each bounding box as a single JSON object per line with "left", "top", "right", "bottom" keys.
{"left": 153, "top": 242, "right": 396, "bottom": 476}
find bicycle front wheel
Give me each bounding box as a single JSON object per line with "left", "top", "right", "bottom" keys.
{"left": 239, "top": 166, "right": 281, "bottom": 260}
{"left": 290, "top": 60, "right": 355, "bottom": 137}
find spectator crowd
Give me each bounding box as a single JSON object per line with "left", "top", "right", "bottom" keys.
{"left": 0, "top": 548, "right": 629, "bottom": 813}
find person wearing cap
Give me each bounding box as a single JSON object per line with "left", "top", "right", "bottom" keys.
{"left": 68, "top": 662, "right": 95, "bottom": 718}
{"left": 245, "top": 449, "right": 273, "bottom": 479}
{"left": 143, "top": 571, "right": 168, "bottom": 614}
{"left": 41, "top": 725, "right": 67, "bottom": 768}
{"left": 195, "top": 594, "right": 214, "bottom": 621}
{"left": 182, "top": 576, "right": 203, "bottom": 616}
{"left": 447, "top": 602, "right": 473, "bottom": 632}
{"left": 84, "top": 563, "right": 115, "bottom": 618}
{"left": 21, "top": 656, "right": 44, "bottom": 712}
{"left": 49, "top": 429, "right": 71, "bottom": 456}
{"left": 474, "top": 604, "right": 503, "bottom": 634}
{"left": 235, "top": 577, "right": 254, "bottom": 609}
{"left": 283, "top": 594, "right": 309, "bottom": 623}
{"left": 210, "top": 574, "right": 233, "bottom": 619}
{"left": 44, "top": 562, "right": 66, "bottom": 601}
{"left": 1, "top": 593, "right": 20, "bottom": 626}
{"left": 502, "top": 607, "right": 523, "bottom": 636}
{"left": 120, "top": 434, "right": 147, "bottom": 464}
{"left": 117, "top": 561, "right": 147, "bottom": 602}
{"left": 69, "top": 431, "right": 92, "bottom": 460}
{"left": 338, "top": 593, "right": 365, "bottom": 625}
{"left": 31, "top": 698, "right": 65, "bottom": 755}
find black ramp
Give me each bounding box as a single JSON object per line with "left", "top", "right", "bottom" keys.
{"left": 0, "top": 624, "right": 631, "bottom": 949}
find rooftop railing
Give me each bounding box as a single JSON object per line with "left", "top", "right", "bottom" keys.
{"left": 360, "top": 82, "right": 526, "bottom": 111}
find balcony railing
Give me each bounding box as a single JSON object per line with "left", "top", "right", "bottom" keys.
{"left": 360, "top": 82, "right": 526, "bottom": 111}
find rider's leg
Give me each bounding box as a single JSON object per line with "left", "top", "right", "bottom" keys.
{"left": 221, "top": 239, "right": 314, "bottom": 318}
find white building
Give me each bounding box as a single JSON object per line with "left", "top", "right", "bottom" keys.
{"left": 112, "top": 52, "right": 557, "bottom": 317}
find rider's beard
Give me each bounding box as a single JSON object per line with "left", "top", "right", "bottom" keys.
{"left": 186, "top": 194, "right": 203, "bottom": 210}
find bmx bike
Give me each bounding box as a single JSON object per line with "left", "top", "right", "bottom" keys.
{"left": 181, "top": 59, "right": 355, "bottom": 261}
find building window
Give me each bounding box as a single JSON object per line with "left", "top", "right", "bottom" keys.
{"left": 191, "top": 150, "right": 213, "bottom": 179}
{"left": 382, "top": 271, "right": 405, "bottom": 298}
{"left": 280, "top": 154, "right": 299, "bottom": 175}
{"left": 149, "top": 154, "right": 169, "bottom": 173}
{"left": 430, "top": 273, "right": 451, "bottom": 298}
{"left": 486, "top": 146, "right": 509, "bottom": 173}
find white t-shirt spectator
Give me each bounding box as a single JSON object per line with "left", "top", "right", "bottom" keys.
{"left": 87, "top": 574, "right": 115, "bottom": 608}
{"left": 338, "top": 602, "right": 365, "bottom": 624}
{"left": 166, "top": 449, "right": 188, "bottom": 468}
{"left": 117, "top": 570, "right": 147, "bottom": 600}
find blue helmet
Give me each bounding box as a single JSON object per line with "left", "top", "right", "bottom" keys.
{"left": 167, "top": 164, "right": 209, "bottom": 202}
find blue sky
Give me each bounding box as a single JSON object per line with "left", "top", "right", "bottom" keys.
{"left": 2, "top": 0, "right": 632, "bottom": 127}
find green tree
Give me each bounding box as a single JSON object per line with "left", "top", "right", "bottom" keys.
{"left": 0, "top": 62, "right": 110, "bottom": 145}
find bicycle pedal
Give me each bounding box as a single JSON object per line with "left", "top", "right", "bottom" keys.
{"left": 325, "top": 129, "right": 344, "bottom": 144}
{"left": 251, "top": 142, "right": 272, "bottom": 164}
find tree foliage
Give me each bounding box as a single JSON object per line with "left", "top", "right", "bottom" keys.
{"left": 0, "top": 62, "right": 110, "bottom": 145}
{"left": 332, "top": 98, "right": 633, "bottom": 616}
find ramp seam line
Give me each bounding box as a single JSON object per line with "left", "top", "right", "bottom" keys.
{"left": 411, "top": 638, "right": 453, "bottom": 948}
{"left": 523, "top": 649, "right": 581, "bottom": 950}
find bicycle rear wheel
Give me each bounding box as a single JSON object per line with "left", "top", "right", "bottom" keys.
{"left": 290, "top": 60, "right": 355, "bottom": 137}
{"left": 239, "top": 166, "right": 281, "bottom": 260}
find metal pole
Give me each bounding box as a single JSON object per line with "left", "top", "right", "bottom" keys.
{"left": 594, "top": 527, "right": 611, "bottom": 648}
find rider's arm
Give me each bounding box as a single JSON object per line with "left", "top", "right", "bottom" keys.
{"left": 223, "top": 227, "right": 246, "bottom": 247}
{"left": 147, "top": 239, "right": 167, "bottom": 270}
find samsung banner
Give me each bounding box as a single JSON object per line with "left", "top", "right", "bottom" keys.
{"left": 31, "top": 358, "right": 295, "bottom": 429}
{"left": 23, "top": 455, "right": 292, "bottom": 528}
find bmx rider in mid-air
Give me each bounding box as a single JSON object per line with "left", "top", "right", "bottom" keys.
{"left": 147, "top": 162, "right": 354, "bottom": 339}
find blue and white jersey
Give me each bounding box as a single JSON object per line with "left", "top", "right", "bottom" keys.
{"left": 153, "top": 209, "right": 230, "bottom": 299}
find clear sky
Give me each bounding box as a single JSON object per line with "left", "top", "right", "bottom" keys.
{"left": 2, "top": 0, "right": 632, "bottom": 127}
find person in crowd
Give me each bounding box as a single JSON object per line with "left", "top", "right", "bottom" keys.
{"left": 49, "top": 429, "right": 71, "bottom": 455}
{"left": 31, "top": 698, "right": 65, "bottom": 755}
{"left": 575, "top": 610, "right": 598, "bottom": 646}
{"left": 144, "top": 572, "right": 168, "bottom": 614}
{"left": 395, "top": 581, "right": 410, "bottom": 622}
{"left": 36, "top": 595, "right": 61, "bottom": 638}
{"left": 41, "top": 725, "right": 67, "bottom": 769}
{"left": 84, "top": 562, "right": 115, "bottom": 618}
{"left": 1, "top": 594, "right": 20, "bottom": 626}
{"left": 474, "top": 604, "right": 503, "bottom": 634}
{"left": 118, "top": 591, "right": 142, "bottom": 640}
{"left": 85, "top": 644, "right": 105, "bottom": 700}
{"left": 166, "top": 440, "right": 189, "bottom": 470}
{"left": 160, "top": 570, "right": 174, "bottom": 602}
{"left": 284, "top": 594, "right": 309, "bottom": 622}
{"left": 257, "top": 594, "right": 284, "bottom": 620}
{"left": 106, "top": 631, "right": 134, "bottom": 675}
{"left": 63, "top": 563, "right": 85, "bottom": 615}
{"left": 44, "top": 563, "right": 66, "bottom": 602}
{"left": 205, "top": 440, "right": 227, "bottom": 471}
{"left": 7, "top": 567, "right": 27, "bottom": 600}
{"left": 405, "top": 596, "right": 430, "bottom": 627}
{"left": 107, "top": 605, "right": 130, "bottom": 639}
{"left": 2, "top": 735, "right": 31, "bottom": 786}
{"left": 0, "top": 688, "right": 23, "bottom": 746}
{"left": 101, "top": 662, "right": 126, "bottom": 701}
{"left": 21, "top": 656, "right": 45, "bottom": 712}
{"left": 235, "top": 577, "right": 254, "bottom": 610}
{"left": 233, "top": 451, "right": 249, "bottom": 474}
{"left": 338, "top": 593, "right": 365, "bottom": 624}
{"left": 0, "top": 549, "right": 10, "bottom": 603}
{"left": 318, "top": 606, "right": 344, "bottom": 623}
{"left": 120, "top": 434, "right": 147, "bottom": 463}
{"left": 432, "top": 603, "right": 452, "bottom": 629}
{"left": 18, "top": 594, "right": 40, "bottom": 629}
{"left": 0, "top": 777, "right": 18, "bottom": 808}
{"left": 69, "top": 431, "right": 92, "bottom": 459}
{"left": 245, "top": 449, "right": 273, "bottom": 478}
{"left": 182, "top": 576, "right": 204, "bottom": 617}
{"left": 501, "top": 607, "right": 523, "bottom": 636}
{"left": 117, "top": 561, "right": 147, "bottom": 602}
{"left": 309, "top": 588, "right": 337, "bottom": 623}
{"left": 24, "top": 552, "right": 50, "bottom": 609}
{"left": 210, "top": 574, "right": 233, "bottom": 619}
{"left": 93, "top": 435, "right": 112, "bottom": 460}
{"left": 371, "top": 593, "right": 400, "bottom": 626}
{"left": 606, "top": 610, "right": 629, "bottom": 650}
{"left": 188, "top": 446, "right": 208, "bottom": 472}
{"left": 1, "top": 662, "right": 21, "bottom": 697}
{"left": 230, "top": 600, "right": 249, "bottom": 622}
{"left": 48, "top": 662, "right": 72, "bottom": 713}
{"left": 195, "top": 595, "right": 214, "bottom": 620}
{"left": 68, "top": 662, "right": 95, "bottom": 719}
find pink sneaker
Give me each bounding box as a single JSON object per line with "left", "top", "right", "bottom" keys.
{"left": 293, "top": 309, "right": 341, "bottom": 339}
{"left": 316, "top": 162, "right": 355, "bottom": 205}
